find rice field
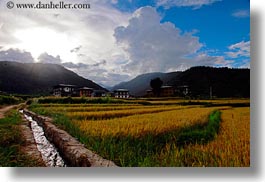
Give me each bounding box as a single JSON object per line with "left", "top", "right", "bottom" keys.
{"left": 75, "top": 107, "right": 214, "bottom": 138}
{"left": 29, "top": 98, "right": 250, "bottom": 167}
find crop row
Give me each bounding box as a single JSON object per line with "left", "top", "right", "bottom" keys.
{"left": 66, "top": 106, "right": 189, "bottom": 120}
{"left": 74, "top": 107, "right": 215, "bottom": 138}
{"left": 36, "top": 103, "right": 141, "bottom": 108}
{"left": 41, "top": 105, "right": 161, "bottom": 113}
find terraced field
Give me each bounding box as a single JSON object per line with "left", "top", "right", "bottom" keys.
{"left": 29, "top": 98, "right": 250, "bottom": 167}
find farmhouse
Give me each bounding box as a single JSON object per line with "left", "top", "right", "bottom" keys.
{"left": 53, "top": 84, "right": 111, "bottom": 97}
{"left": 146, "top": 86, "right": 175, "bottom": 97}
{"left": 78, "top": 87, "right": 93, "bottom": 97}
{"left": 160, "top": 86, "right": 174, "bottom": 97}
{"left": 113, "top": 89, "right": 130, "bottom": 98}
{"left": 53, "top": 84, "right": 131, "bottom": 99}
{"left": 53, "top": 84, "right": 78, "bottom": 97}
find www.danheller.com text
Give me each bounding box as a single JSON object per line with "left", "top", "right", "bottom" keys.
{"left": 6, "top": 1, "right": 91, "bottom": 9}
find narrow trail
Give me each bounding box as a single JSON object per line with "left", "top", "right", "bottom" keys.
{"left": 0, "top": 105, "right": 18, "bottom": 119}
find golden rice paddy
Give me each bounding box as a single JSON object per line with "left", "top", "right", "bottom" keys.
{"left": 31, "top": 98, "right": 250, "bottom": 167}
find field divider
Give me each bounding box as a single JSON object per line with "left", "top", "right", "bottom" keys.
{"left": 23, "top": 109, "right": 117, "bottom": 167}
{"left": 66, "top": 106, "right": 191, "bottom": 120}
{"left": 176, "top": 110, "right": 221, "bottom": 146}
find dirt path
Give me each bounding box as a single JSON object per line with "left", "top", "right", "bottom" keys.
{"left": 0, "top": 105, "right": 18, "bottom": 119}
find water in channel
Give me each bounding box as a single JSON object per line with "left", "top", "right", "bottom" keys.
{"left": 21, "top": 110, "right": 66, "bottom": 167}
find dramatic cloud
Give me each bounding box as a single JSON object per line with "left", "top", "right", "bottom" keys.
{"left": 0, "top": 1, "right": 246, "bottom": 87}
{"left": 232, "top": 10, "right": 250, "bottom": 18}
{"left": 226, "top": 41, "right": 250, "bottom": 58}
{"left": 38, "top": 52, "right": 62, "bottom": 64}
{"left": 114, "top": 6, "right": 236, "bottom": 76}
{"left": 156, "top": 0, "right": 221, "bottom": 9}
{"left": 0, "top": 0, "right": 131, "bottom": 86}
{"left": 114, "top": 6, "right": 204, "bottom": 74}
{"left": 0, "top": 48, "right": 34, "bottom": 63}
{"left": 0, "top": 0, "right": 130, "bottom": 62}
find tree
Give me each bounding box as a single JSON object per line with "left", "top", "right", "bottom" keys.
{"left": 150, "top": 77, "right": 163, "bottom": 97}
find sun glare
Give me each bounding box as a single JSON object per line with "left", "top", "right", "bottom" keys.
{"left": 13, "top": 27, "right": 78, "bottom": 63}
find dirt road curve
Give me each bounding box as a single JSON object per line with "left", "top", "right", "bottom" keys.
{"left": 0, "top": 105, "right": 18, "bottom": 119}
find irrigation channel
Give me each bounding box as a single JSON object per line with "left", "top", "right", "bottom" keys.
{"left": 20, "top": 110, "right": 66, "bottom": 167}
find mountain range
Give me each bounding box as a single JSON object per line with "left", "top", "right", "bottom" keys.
{"left": 0, "top": 61, "right": 250, "bottom": 98}
{"left": 0, "top": 61, "right": 106, "bottom": 95}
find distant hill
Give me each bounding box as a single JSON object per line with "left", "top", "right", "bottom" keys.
{"left": 112, "top": 66, "right": 250, "bottom": 98}
{"left": 112, "top": 72, "right": 181, "bottom": 96}
{"left": 0, "top": 61, "right": 106, "bottom": 95}
{"left": 168, "top": 66, "right": 250, "bottom": 98}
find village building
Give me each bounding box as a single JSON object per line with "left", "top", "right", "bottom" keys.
{"left": 160, "top": 86, "right": 174, "bottom": 97}
{"left": 53, "top": 84, "right": 78, "bottom": 97}
{"left": 53, "top": 84, "right": 130, "bottom": 98}
{"left": 113, "top": 89, "right": 130, "bottom": 98}
{"left": 78, "top": 87, "right": 93, "bottom": 97}
{"left": 53, "top": 84, "right": 106, "bottom": 97}
{"left": 146, "top": 86, "right": 175, "bottom": 97}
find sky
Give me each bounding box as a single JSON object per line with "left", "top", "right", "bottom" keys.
{"left": 0, "top": 0, "right": 250, "bottom": 87}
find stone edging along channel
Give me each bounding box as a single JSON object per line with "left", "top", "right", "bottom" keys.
{"left": 23, "top": 109, "right": 117, "bottom": 167}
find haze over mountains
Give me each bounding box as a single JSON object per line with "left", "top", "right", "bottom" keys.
{"left": 0, "top": 61, "right": 105, "bottom": 95}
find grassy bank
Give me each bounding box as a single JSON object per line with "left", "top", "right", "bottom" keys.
{"left": 0, "top": 110, "right": 44, "bottom": 167}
